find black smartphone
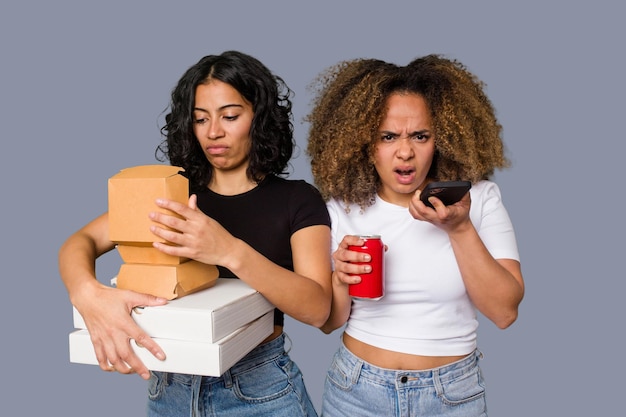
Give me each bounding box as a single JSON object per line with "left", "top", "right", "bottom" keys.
{"left": 420, "top": 181, "right": 472, "bottom": 208}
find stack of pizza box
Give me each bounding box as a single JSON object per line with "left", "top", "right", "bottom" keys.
{"left": 69, "top": 277, "right": 275, "bottom": 376}
{"left": 67, "top": 165, "right": 275, "bottom": 376}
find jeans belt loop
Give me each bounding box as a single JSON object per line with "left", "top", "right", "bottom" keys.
{"left": 222, "top": 369, "right": 233, "bottom": 388}
{"left": 351, "top": 358, "right": 363, "bottom": 385}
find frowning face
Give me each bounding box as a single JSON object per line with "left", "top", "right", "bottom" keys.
{"left": 193, "top": 80, "right": 254, "bottom": 175}
{"left": 374, "top": 93, "right": 436, "bottom": 207}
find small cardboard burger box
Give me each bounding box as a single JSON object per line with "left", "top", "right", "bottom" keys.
{"left": 108, "top": 164, "right": 188, "bottom": 245}
{"left": 116, "top": 260, "right": 219, "bottom": 300}
{"left": 69, "top": 278, "right": 276, "bottom": 376}
{"left": 74, "top": 278, "right": 275, "bottom": 343}
{"left": 116, "top": 243, "right": 188, "bottom": 265}
{"left": 108, "top": 165, "right": 218, "bottom": 299}
{"left": 69, "top": 311, "right": 274, "bottom": 377}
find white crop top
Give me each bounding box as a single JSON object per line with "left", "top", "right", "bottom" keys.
{"left": 327, "top": 181, "right": 520, "bottom": 356}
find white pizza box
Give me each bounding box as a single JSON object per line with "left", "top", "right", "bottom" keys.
{"left": 69, "top": 310, "right": 273, "bottom": 377}
{"left": 73, "top": 278, "right": 275, "bottom": 343}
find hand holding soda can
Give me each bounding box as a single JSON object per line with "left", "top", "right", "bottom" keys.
{"left": 348, "top": 235, "right": 384, "bottom": 300}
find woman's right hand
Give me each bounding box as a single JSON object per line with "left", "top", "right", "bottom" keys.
{"left": 331, "top": 235, "right": 372, "bottom": 285}
{"left": 320, "top": 234, "right": 371, "bottom": 333}
{"left": 72, "top": 281, "right": 167, "bottom": 380}
{"left": 59, "top": 212, "right": 168, "bottom": 379}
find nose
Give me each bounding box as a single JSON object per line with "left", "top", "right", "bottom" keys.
{"left": 395, "top": 138, "right": 414, "bottom": 160}
{"left": 207, "top": 119, "right": 224, "bottom": 139}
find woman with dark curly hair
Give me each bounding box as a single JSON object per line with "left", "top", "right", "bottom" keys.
{"left": 59, "top": 51, "right": 331, "bottom": 417}
{"left": 306, "top": 55, "right": 525, "bottom": 416}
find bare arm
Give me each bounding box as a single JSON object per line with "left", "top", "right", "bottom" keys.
{"left": 58, "top": 213, "right": 167, "bottom": 379}
{"left": 409, "top": 191, "right": 525, "bottom": 329}
{"left": 318, "top": 235, "right": 373, "bottom": 333}
{"left": 447, "top": 225, "right": 524, "bottom": 329}
{"left": 150, "top": 195, "right": 333, "bottom": 328}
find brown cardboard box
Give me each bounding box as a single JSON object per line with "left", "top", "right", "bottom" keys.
{"left": 117, "top": 260, "right": 219, "bottom": 300}
{"left": 109, "top": 165, "right": 219, "bottom": 300}
{"left": 116, "top": 243, "right": 188, "bottom": 265}
{"left": 108, "top": 165, "right": 188, "bottom": 243}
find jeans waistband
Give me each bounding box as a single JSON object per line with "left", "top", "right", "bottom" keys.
{"left": 338, "top": 341, "right": 482, "bottom": 388}
{"left": 157, "top": 332, "right": 286, "bottom": 386}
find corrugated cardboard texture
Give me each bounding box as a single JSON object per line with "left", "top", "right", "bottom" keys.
{"left": 117, "top": 260, "right": 219, "bottom": 300}
{"left": 108, "top": 165, "right": 187, "bottom": 243}
{"left": 116, "top": 243, "right": 188, "bottom": 265}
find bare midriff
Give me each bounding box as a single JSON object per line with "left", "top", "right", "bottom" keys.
{"left": 262, "top": 325, "right": 284, "bottom": 344}
{"left": 343, "top": 332, "right": 467, "bottom": 370}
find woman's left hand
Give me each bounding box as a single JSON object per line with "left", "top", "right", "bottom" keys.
{"left": 409, "top": 189, "right": 472, "bottom": 233}
{"left": 148, "top": 194, "right": 236, "bottom": 266}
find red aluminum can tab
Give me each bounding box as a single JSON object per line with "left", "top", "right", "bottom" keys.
{"left": 348, "top": 235, "right": 384, "bottom": 300}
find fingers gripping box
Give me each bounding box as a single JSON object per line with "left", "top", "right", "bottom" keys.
{"left": 69, "top": 279, "right": 275, "bottom": 376}
{"left": 108, "top": 165, "right": 218, "bottom": 299}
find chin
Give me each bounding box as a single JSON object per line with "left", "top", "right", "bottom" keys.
{"left": 395, "top": 184, "right": 419, "bottom": 195}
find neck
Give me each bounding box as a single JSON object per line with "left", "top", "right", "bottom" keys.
{"left": 377, "top": 189, "right": 412, "bottom": 207}
{"left": 209, "top": 169, "right": 261, "bottom": 196}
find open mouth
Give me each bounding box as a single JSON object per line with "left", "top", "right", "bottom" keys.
{"left": 394, "top": 167, "right": 416, "bottom": 184}
{"left": 394, "top": 168, "right": 415, "bottom": 176}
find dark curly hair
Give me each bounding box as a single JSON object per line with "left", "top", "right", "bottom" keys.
{"left": 306, "top": 54, "right": 509, "bottom": 209}
{"left": 156, "top": 51, "right": 294, "bottom": 193}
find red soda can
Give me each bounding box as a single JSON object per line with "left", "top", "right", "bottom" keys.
{"left": 348, "top": 235, "right": 384, "bottom": 300}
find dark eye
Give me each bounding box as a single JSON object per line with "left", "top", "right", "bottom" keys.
{"left": 413, "top": 133, "right": 430, "bottom": 142}
{"left": 223, "top": 115, "right": 239, "bottom": 121}
{"left": 380, "top": 134, "right": 395, "bottom": 142}
{"left": 194, "top": 117, "right": 208, "bottom": 124}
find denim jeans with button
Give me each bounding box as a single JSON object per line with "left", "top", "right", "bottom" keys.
{"left": 147, "top": 333, "right": 318, "bottom": 417}
{"left": 322, "top": 340, "right": 487, "bottom": 417}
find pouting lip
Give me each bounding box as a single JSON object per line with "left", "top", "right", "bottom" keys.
{"left": 205, "top": 145, "right": 229, "bottom": 155}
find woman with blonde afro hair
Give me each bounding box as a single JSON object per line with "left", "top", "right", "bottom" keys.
{"left": 307, "top": 54, "right": 509, "bottom": 210}
{"left": 307, "top": 54, "right": 524, "bottom": 417}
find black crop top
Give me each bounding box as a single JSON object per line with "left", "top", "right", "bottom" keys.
{"left": 195, "top": 175, "right": 330, "bottom": 326}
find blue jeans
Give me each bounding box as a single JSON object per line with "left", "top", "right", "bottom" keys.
{"left": 322, "top": 341, "right": 487, "bottom": 417}
{"left": 147, "top": 333, "right": 318, "bottom": 417}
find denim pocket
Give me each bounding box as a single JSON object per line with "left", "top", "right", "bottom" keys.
{"left": 232, "top": 356, "right": 293, "bottom": 402}
{"left": 147, "top": 371, "right": 167, "bottom": 401}
{"left": 325, "top": 353, "right": 355, "bottom": 391}
{"left": 436, "top": 365, "right": 486, "bottom": 406}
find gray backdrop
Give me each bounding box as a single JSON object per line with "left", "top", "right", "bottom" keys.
{"left": 1, "top": 1, "right": 623, "bottom": 415}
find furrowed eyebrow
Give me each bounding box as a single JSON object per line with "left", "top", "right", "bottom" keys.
{"left": 379, "top": 129, "right": 431, "bottom": 137}
{"left": 194, "top": 104, "right": 244, "bottom": 112}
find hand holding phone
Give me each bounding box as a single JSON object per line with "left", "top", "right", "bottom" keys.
{"left": 419, "top": 181, "right": 471, "bottom": 209}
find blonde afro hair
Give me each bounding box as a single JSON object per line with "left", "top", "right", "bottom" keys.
{"left": 306, "top": 54, "right": 509, "bottom": 209}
